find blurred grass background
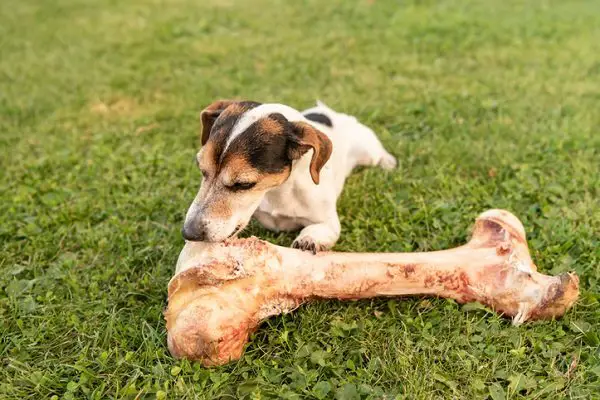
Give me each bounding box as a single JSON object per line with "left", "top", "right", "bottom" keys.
{"left": 1, "top": 0, "right": 599, "bottom": 398}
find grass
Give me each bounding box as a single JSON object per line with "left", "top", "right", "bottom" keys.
{"left": 1, "top": 0, "right": 599, "bottom": 398}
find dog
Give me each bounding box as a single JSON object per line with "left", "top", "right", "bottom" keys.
{"left": 182, "top": 100, "right": 396, "bottom": 252}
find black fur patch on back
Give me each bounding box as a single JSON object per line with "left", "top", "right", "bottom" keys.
{"left": 303, "top": 112, "right": 333, "bottom": 128}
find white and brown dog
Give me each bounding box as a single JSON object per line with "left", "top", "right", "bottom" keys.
{"left": 182, "top": 100, "right": 396, "bottom": 252}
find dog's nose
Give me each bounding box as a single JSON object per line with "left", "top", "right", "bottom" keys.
{"left": 181, "top": 223, "right": 206, "bottom": 242}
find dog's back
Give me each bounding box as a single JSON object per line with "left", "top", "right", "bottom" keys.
{"left": 302, "top": 101, "right": 397, "bottom": 177}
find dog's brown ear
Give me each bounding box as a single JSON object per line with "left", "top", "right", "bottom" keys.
{"left": 288, "top": 121, "right": 333, "bottom": 185}
{"left": 200, "top": 100, "right": 236, "bottom": 145}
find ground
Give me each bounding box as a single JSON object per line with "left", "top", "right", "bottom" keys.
{"left": 1, "top": 0, "right": 599, "bottom": 398}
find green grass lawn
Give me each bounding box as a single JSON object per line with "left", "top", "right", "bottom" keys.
{"left": 1, "top": 0, "right": 599, "bottom": 398}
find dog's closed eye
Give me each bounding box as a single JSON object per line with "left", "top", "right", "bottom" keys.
{"left": 226, "top": 181, "right": 257, "bottom": 191}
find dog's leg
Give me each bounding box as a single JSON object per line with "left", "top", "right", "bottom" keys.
{"left": 341, "top": 121, "right": 396, "bottom": 172}
{"left": 377, "top": 149, "right": 398, "bottom": 170}
{"left": 291, "top": 215, "right": 341, "bottom": 253}
{"left": 252, "top": 209, "right": 280, "bottom": 232}
{"left": 351, "top": 131, "right": 397, "bottom": 171}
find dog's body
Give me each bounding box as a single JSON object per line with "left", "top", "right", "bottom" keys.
{"left": 253, "top": 101, "right": 396, "bottom": 251}
{"left": 183, "top": 100, "right": 395, "bottom": 252}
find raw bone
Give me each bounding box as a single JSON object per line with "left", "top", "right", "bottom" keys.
{"left": 165, "top": 209, "right": 579, "bottom": 366}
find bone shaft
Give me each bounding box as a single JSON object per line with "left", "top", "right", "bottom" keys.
{"left": 287, "top": 247, "right": 498, "bottom": 301}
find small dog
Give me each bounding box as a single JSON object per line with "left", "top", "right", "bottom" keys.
{"left": 182, "top": 100, "right": 396, "bottom": 252}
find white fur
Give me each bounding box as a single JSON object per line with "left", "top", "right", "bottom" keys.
{"left": 253, "top": 101, "right": 397, "bottom": 250}
{"left": 224, "top": 103, "right": 306, "bottom": 155}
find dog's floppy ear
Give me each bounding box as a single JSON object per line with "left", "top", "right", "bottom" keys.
{"left": 288, "top": 121, "right": 333, "bottom": 185}
{"left": 200, "top": 100, "right": 236, "bottom": 145}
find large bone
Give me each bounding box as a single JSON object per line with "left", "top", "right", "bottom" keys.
{"left": 165, "top": 209, "right": 579, "bottom": 366}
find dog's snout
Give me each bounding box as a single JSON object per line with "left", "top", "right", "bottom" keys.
{"left": 181, "top": 226, "right": 205, "bottom": 242}
{"left": 182, "top": 219, "right": 206, "bottom": 242}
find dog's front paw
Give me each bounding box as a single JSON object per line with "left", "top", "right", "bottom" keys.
{"left": 292, "top": 223, "right": 338, "bottom": 254}
{"left": 379, "top": 153, "right": 398, "bottom": 170}
{"left": 292, "top": 237, "right": 328, "bottom": 254}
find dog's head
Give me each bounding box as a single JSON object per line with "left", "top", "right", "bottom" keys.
{"left": 182, "top": 100, "right": 333, "bottom": 242}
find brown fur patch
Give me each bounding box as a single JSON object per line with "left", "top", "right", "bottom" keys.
{"left": 288, "top": 121, "right": 333, "bottom": 184}
{"left": 220, "top": 155, "right": 255, "bottom": 183}
{"left": 257, "top": 118, "right": 284, "bottom": 135}
{"left": 257, "top": 168, "right": 291, "bottom": 189}
{"left": 221, "top": 103, "right": 246, "bottom": 119}
{"left": 202, "top": 100, "right": 262, "bottom": 151}
{"left": 198, "top": 143, "right": 218, "bottom": 175}
{"left": 205, "top": 192, "right": 232, "bottom": 219}
{"left": 203, "top": 99, "right": 237, "bottom": 114}
{"left": 220, "top": 153, "right": 290, "bottom": 190}
{"left": 200, "top": 100, "right": 252, "bottom": 146}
